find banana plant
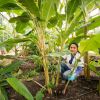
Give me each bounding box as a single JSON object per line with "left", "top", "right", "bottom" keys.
{"left": 0, "top": 0, "right": 100, "bottom": 95}
{"left": 12, "top": 0, "right": 61, "bottom": 94}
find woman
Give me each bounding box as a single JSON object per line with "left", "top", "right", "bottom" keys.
{"left": 61, "top": 42, "right": 84, "bottom": 81}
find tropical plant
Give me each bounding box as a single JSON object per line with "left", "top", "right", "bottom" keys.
{"left": 0, "top": 60, "right": 34, "bottom": 100}
{"left": 0, "top": 0, "right": 100, "bottom": 95}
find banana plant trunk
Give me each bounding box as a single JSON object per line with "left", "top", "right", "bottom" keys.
{"left": 36, "top": 26, "right": 52, "bottom": 94}
{"left": 42, "top": 57, "right": 52, "bottom": 94}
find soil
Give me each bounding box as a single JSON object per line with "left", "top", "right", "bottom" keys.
{"left": 7, "top": 76, "right": 100, "bottom": 100}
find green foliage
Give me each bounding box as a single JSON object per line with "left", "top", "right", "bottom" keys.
{"left": 9, "top": 12, "right": 30, "bottom": 23}
{"left": 0, "top": 87, "right": 8, "bottom": 100}
{"left": 57, "top": 14, "right": 66, "bottom": 28}
{"left": 0, "top": 0, "right": 16, "bottom": 7}
{"left": 56, "top": 31, "right": 68, "bottom": 47}
{"left": 18, "top": 70, "right": 39, "bottom": 79}
{"left": 0, "top": 3, "right": 20, "bottom": 10}
{"left": 47, "top": 16, "right": 58, "bottom": 28}
{"left": 0, "top": 60, "right": 22, "bottom": 75}
{"left": 66, "top": 0, "right": 81, "bottom": 23}
{"left": 0, "top": 0, "right": 99, "bottom": 96}
{"left": 35, "top": 90, "right": 44, "bottom": 100}
{"left": 17, "top": 0, "right": 40, "bottom": 17}
{"left": 16, "top": 21, "right": 28, "bottom": 33}
{"left": 66, "top": 11, "right": 83, "bottom": 37}
{"left": 7, "top": 77, "right": 34, "bottom": 100}
{"left": 40, "top": 0, "right": 59, "bottom": 22}
{"left": 79, "top": 34, "right": 100, "bottom": 54}
{"left": 0, "top": 38, "right": 30, "bottom": 51}
{"left": 0, "top": 0, "right": 17, "bottom": 11}
{"left": 28, "top": 55, "right": 42, "bottom": 68}
{"left": 76, "top": 16, "right": 100, "bottom": 35}
{"left": 88, "top": 16, "right": 100, "bottom": 30}
{"left": 0, "top": 60, "right": 25, "bottom": 99}
{"left": 28, "top": 43, "right": 39, "bottom": 55}
{"left": 89, "top": 61, "right": 100, "bottom": 76}
{"left": 68, "top": 35, "right": 89, "bottom": 44}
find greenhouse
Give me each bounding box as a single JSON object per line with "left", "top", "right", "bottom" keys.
{"left": 0, "top": 0, "right": 100, "bottom": 100}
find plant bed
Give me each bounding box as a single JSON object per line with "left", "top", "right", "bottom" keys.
{"left": 7, "top": 76, "right": 100, "bottom": 100}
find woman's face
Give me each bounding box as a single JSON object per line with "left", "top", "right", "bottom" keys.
{"left": 69, "top": 44, "right": 78, "bottom": 54}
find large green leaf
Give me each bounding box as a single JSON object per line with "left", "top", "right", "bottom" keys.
{"left": 47, "top": 16, "right": 58, "bottom": 28}
{"left": 16, "top": 21, "right": 28, "bottom": 33}
{"left": 0, "top": 3, "right": 20, "bottom": 10}
{"left": 0, "top": 0, "right": 16, "bottom": 7}
{"left": 86, "top": 1, "right": 95, "bottom": 12}
{"left": 76, "top": 15, "right": 100, "bottom": 35}
{"left": 88, "top": 16, "right": 100, "bottom": 30}
{"left": 0, "top": 38, "right": 30, "bottom": 51}
{"left": 75, "top": 0, "right": 99, "bottom": 35}
{"left": 57, "top": 14, "right": 66, "bottom": 28}
{"left": 56, "top": 11, "right": 83, "bottom": 42}
{"left": 9, "top": 12, "right": 30, "bottom": 23}
{"left": 66, "top": 11, "right": 83, "bottom": 37}
{"left": 56, "top": 31, "right": 68, "bottom": 46}
{"left": 40, "top": 0, "right": 59, "bottom": 22}
{"left": 80, "top": 0, "right": 95, "bottom": 14}
{"left": 68, "top": 35, "right": 88, "bottom": 44}
{"left": 17, "top": 0, "right": 40, "bottom": 17}
{"left": 7, "top": 77, "right": 34, "bottom": 100}
{"left": 79, "top": 33, "right": 100, "bottom": 54}
{"left": 82, "top": 0, "right": 95, "bottom": 7}
{"left": 66, "top": 0, "right": 81, "bottom": 22}
{"left": 0, "top": 37, "right": 30, "bottom": 44}
{"left": 89, "top": 61, "right": 100, "bottom": 76}
{"left": 0, "top": 0, "right": 17, "bottom": 11}
{"left": 13, "top": 12, "right": 30, "bottom": 33}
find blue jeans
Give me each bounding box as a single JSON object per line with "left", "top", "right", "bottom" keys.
{"left": 61, "top": 63, "right": 70, "bottom": 80}
{"left": 61, "top": 63, "right": 82, "bottom": 80}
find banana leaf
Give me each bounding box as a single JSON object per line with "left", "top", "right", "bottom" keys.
{"left": 0, "top": 38, "right": 30, "bottom": 51}
{"left": 7, "top": 77, "right": 34, "bottom": 100}
{"left": 17, "top": 0, "right": 40, "bottom": 17}
{"left": 79, "top": 33, "right": 100, "bottom": 54}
